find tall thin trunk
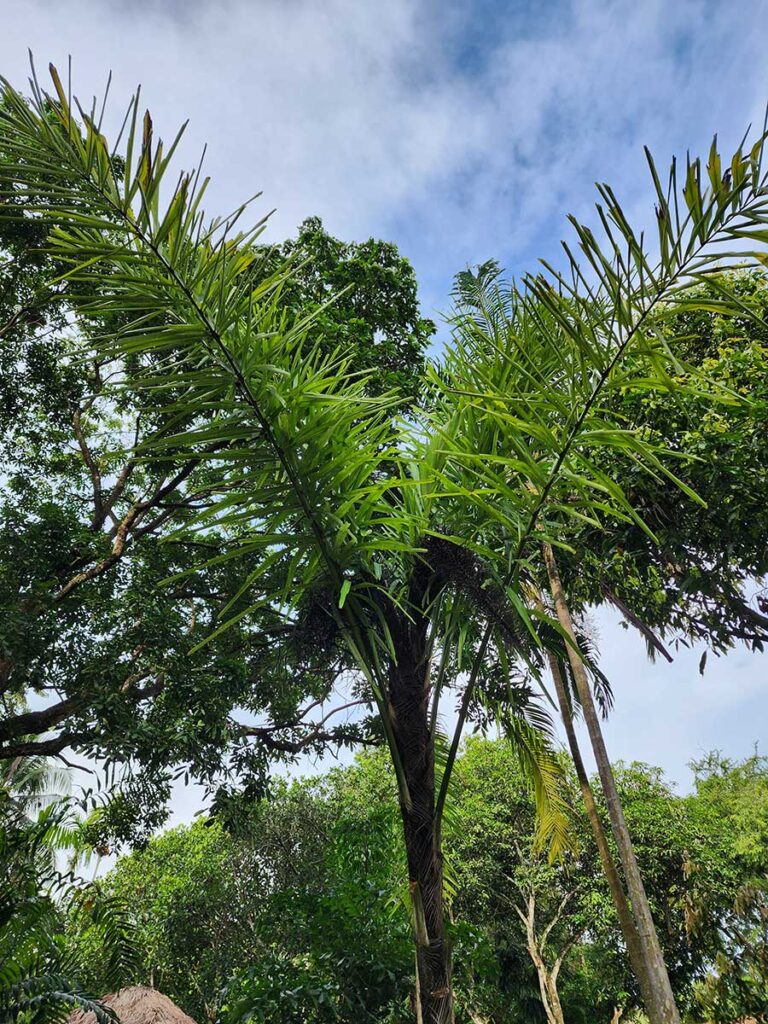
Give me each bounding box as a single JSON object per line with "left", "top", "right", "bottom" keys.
{"left": 390, "top": 621, "right": 454, "bottom": 1024}
{"left": 545, "top": 647, "right": 656, "bottom": 1012}
{"left": 542, "top": 542, "right": 681, "bottom": 1024}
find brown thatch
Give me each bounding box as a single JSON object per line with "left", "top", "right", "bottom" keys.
{"left": 69, "top": 986, "right": 198, "bottom": 1024}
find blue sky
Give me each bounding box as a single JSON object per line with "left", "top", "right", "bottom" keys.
{"left": 2, "top": 0, "right": 767, "bottom": 814}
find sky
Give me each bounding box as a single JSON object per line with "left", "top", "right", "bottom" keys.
{"left": 2, "top": 0, "right": 767, "bottom": 818}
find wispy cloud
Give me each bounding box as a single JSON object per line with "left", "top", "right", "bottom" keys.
{"left": 4, "top": 0, "right": 767, "bottom": 314}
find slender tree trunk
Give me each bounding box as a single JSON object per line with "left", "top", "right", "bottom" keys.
{"left": 542, "top": 542, "right": 681, "bottom": 1024}
{"left": 390, "top": 622, "right": 454, "bottom": 1024}
{"left": 544, "top": 646, "right": 656, "bottom": 1011}
{"left": 517, "top": 894, "right": 566, "bottom": 1024}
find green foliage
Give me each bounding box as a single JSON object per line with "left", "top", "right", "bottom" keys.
{"left": 0, "top": 764, "right": 138, "bottom": 1024}
{"left": 73, "top": 819, "right": 242, "bottom": 1020}
{"left": 0, "top": 61, "right": 577, "bottom": 868}
{"left": 4, "top": 61, "right": 766, "bottom": 810}
{"left": 5, "top": 64, "right": 768, "bottom": 1022}
{"left": 564, "top": 270, "right": 768, "bottom": 653}
{"left": 81, "top": 743, "right": 768, "bottom": 1024}
{"left": 257, "top": 216, "right": 434, "bottom": 407}
{"left": 85, "top": 761, "right": 411, "bottom": 1024}
{"left": 686, "top": 753, "right": 768, "bottom": 1021}
{"left": 0, "top": 91, "right": 432, "bottom": 841}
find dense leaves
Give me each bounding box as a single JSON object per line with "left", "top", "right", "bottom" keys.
{"left": 77, "top": 761, "right": 412, "bottom": 1024}
{"left": 256, "top": 215, "right": 434, "bottom": 406}
{"left": 79, "top": 743, "right": 768, "bottom": 1024}
{"left": 0, "top": 761, "right": 138, "bottom": 1024}
{"left": 562, "top": 271, "right": 768, "bottom": 654}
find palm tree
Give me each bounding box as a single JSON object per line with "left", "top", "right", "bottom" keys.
{"left": 4, "top": 754, "right": 72, "bottom": 817}
{"left": 0, "top": 779, "right": 137, "bottom": 1023}
{"left": 438, "top": 137, "right": 768, "bottom": 1022}
{"left": 2, "top": 64, "right": 768, "bottom": 1022}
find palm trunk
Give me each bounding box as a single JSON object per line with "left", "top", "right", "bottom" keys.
{"left": 390, "top": 623, "right": 454, "bottom": 1024}
{"left": 542, "top": 542, "right": 681, "bottom": 1024}
{"left": 545, "top": 648, "right": 656, "bottom": 1012}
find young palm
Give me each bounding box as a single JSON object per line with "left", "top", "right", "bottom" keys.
{"left": 0, "top": 794, "right": 137, "bottom": 1024}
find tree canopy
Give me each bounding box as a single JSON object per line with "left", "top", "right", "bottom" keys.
{"left": 72, "top": 742, "right": 768, "bottom": 1024}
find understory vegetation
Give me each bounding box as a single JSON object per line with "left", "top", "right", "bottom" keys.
{"left": 69, "top": 744, "right": 768, "bottom": 1024}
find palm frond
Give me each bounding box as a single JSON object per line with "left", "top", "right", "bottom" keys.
{"left": 437, "top": 124, "right": 768, "bottom": 572}
{"left": 491, "top": 696, "right": 571, "bottom": 860}
{"left": 0, "top": 64, "right": 420, "bottom": 806}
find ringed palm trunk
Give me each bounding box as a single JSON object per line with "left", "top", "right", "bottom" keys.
{"left": 545, "top": 648, "right": 657, "bottom": 1013}
{"left": 389, "top": 618, "right": 454, "bottom": 1024}
{"left": 542, "top": 543, "right": 681, "bottom": 1024}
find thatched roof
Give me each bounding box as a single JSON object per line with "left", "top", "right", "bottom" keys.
{"left": 69, "top": 986, "right": 198, "bottom": 1024}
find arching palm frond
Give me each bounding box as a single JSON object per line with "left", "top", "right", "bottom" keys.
{"left": 425, "top": 128, "right": 768, "bottom": 863}
{"left": 3, "top": 756, "right": 72, "bottom": 820}
{"left": 3, "top": 976, "right": 118, "bottom": 1024}
{"left": 438, "top": 125, "right": 768, "bottom": 572}
{"left": 0, "top": 799, "right": 137, "bottom": 1024}
{"left": 0, "top": 64, "right": 424, "bottom": 803}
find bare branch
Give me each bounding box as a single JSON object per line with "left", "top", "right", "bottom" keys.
{"left": 73, "top": 407, "right": 104, "bottom": 528}
{"left": 0, "top": 732, "right": 91, "bottom": 759}
{"left": 540, "top": 890, "right": 574, "bottom": 949}
{"left": 0, "top": 694, "right": 84, "bottom": 742}
{"left": 232, "top": 699, "right": 371, "bottom": 754}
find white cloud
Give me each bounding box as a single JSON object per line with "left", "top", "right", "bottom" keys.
{"left": 4, "top": 0, "right": 766, "bottom": 312}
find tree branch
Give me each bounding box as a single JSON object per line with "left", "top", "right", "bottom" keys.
{"left": 0, "top": 732, "right": 91, "bottom": 759}
{"left": 0, "top": 694, "right": 84, "bottom": 742}
{"left": 232, "top": 699, "right": 371, "bottom": 754}
{"left": 540, "top": 890, "right": 573, "bottom": 949}
{"left": 73, "top": 407, "right": 104, "bottom": 528}
{"left": 55, "top": 458, "right": 202, "bottom": 600}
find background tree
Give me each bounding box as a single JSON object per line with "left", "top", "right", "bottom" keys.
{"left": 75, "top": 758, "right": 412, "bottom": 1024}
{"left": 258, "top": 215, "right": 435, "bottom": 406}
{"left": 79, "top": 742, "right": 764, "bottom": 1024}
{"left": 686, "top": 752, "right": 768, "bottom": 1021}
{"left": 448, "top": 739, "right": 607, "bottom": 1024}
